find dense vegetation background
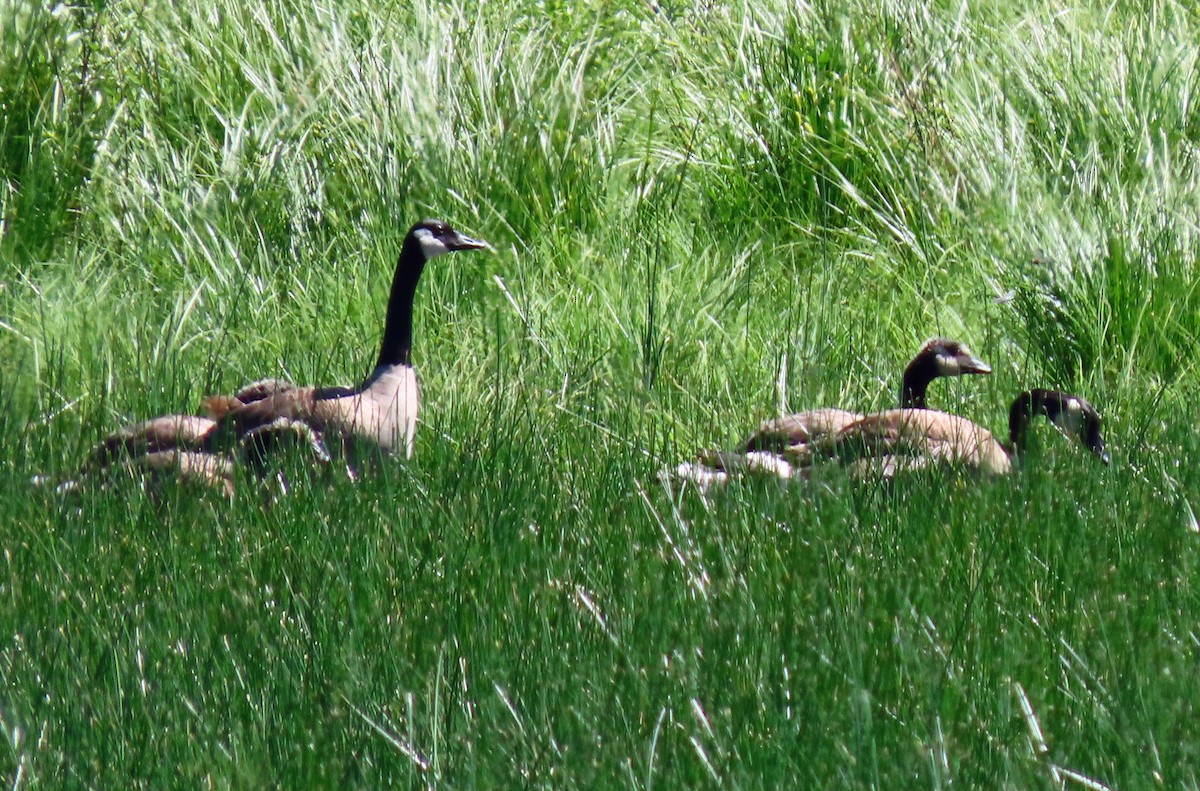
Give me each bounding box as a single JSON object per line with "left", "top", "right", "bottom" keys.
{"left": 3, "top": 0, "right": 1200, "bottom": 787}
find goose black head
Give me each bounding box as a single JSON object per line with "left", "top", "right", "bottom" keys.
{"left": 409, "top": 218, "right": 491, "bottom": 260}
{"left": 378, "top": 219, "right": 491, "bottom": 370}
{"left": 1040, "top": 389, "right": 1110, "bottom": 465}
{"left": 900, "top": 337, "right": 992, "bottom": 408}
{"left": 1011, "top": 389, "right": 1110, "bottom": 465}
{"left": 922, "top": 338, "right": 993, "bottom": 377}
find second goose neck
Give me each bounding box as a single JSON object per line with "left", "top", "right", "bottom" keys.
{"left": 1007, "top": 390, "right": 1048, "bottom": 454}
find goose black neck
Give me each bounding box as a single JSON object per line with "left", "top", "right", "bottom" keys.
{"left": 375, "top": 235, "right": 428, "bottom": 369}
{"left": 1008, "top": 389, "right": 1055, "bottom": 454}
{"left": 899, "top": 354, "right": 938, "bottom": 408}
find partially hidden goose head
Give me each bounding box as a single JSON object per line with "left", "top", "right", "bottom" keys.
{"left": 830, "top": 387, "right": 1110, "bottom": 478}
{"left": 1010, "top": 388, "right": 1109, "bottom": 466}
{"left": 900, "top": 337, "right": 992, "bottom": 408}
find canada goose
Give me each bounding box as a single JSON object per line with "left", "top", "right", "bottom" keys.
{"left": 667, "top": 338, "right": 992, "bottom": 487}
{"left": 830, "top": 388, "right": 1110, "bottom": 478}
{"left": 37, "top": 218, "right": 487, "bottom": 493}
{"left": 739, "top": 338, "right": 992, "bottom": 456}
{"left": 215, "top": 218, "right": 489, "bottom": 461}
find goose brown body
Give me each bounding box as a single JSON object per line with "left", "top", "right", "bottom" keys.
{"left": 88, "top": 414, "right": 220, "bottom": 465}
{"left": 833, "top": 408, "right": 1013, "bottom": 475}
{"left": 740, "top": 408, "right": 864, "bottom": 454}
{"left": 223, "top": 364, "right": 419, "bottom": 457}
{"left": 201, "top": 378, "right": 295, "bottom": 420}
{"left": 44, "top": 424, "right": 234, "bottom": 496}
{"left": 122, "top": 450, "right": 236, "bottom": 497}
{"left": 43, "top": 379, "right": 300, "bottom": 494}
{"left": 829, "top": 388, "right": 1110, "bottom": 478}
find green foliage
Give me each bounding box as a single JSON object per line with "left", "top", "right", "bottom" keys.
{"left": 2, "top": 0, "right": 1200, "bottom": 787}
{"left": 0, "top": 1, "right": 109, "bottom": 262}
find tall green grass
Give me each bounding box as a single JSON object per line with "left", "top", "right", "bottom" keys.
{"left": 3, "top": 0, "right": 1200, "bottom": 787}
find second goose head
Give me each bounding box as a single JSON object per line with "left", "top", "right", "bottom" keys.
{"left": 1009, "top": 388, "right": 1109, "bottom": 465}
{"left": 830, "top": 388, "right": 1109, "bottom": 478}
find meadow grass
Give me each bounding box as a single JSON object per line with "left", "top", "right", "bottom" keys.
{"left": 3, "top": 0, "right": 1200, "bottom": 787}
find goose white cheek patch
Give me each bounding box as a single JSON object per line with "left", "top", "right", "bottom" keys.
{"left": 414, "top": 228, "right": 450, "bottom": 259}
{"left": 935, "top": 356, "right": 962, "bottom": 376}
{"left": 1056, "top": 398, "right": 1086, "bottom": 435}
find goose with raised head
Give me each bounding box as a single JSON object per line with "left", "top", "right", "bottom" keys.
{"left": 39, "top": 218, "right": 489, "bottom": 494}
{"left": 830, "top": 388, "right": 1110, "bottom": 478}
{"left": 218, "top": 218, "right": 489, "bottom": 462}
{"left": 669, "top": 338, "right": 992, "bottom": 487}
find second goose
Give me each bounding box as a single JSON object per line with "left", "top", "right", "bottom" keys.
{"left": 738, "top": 337, "right": 992, "bottom": 456}
{"left": 672, "top": 338, "right": 992, "bottom": 485}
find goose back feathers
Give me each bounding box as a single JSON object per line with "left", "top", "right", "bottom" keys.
{"left": 222, "top": 364, "right": 419, "bottom": 457}
{"left": 831, "top": 388, "right": 1110, "bottom": 477}
{"left": 832, "top": 408, "right": 1012, "bottom": 475}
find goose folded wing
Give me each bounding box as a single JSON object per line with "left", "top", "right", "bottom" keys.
{"left": 227, "top": 387, "right": 325, "bottom": 433}
{"left": 203, "top": 378, "right": 296, "bottom": 420}
{"left": 89, "top": 414, "right": 218, "bottom": 466}
{"left": 833, "top": 409, "right": 1011, "bottom": 474}
{"left": 742, "top": 408, "right": 864, "bottom": 452}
